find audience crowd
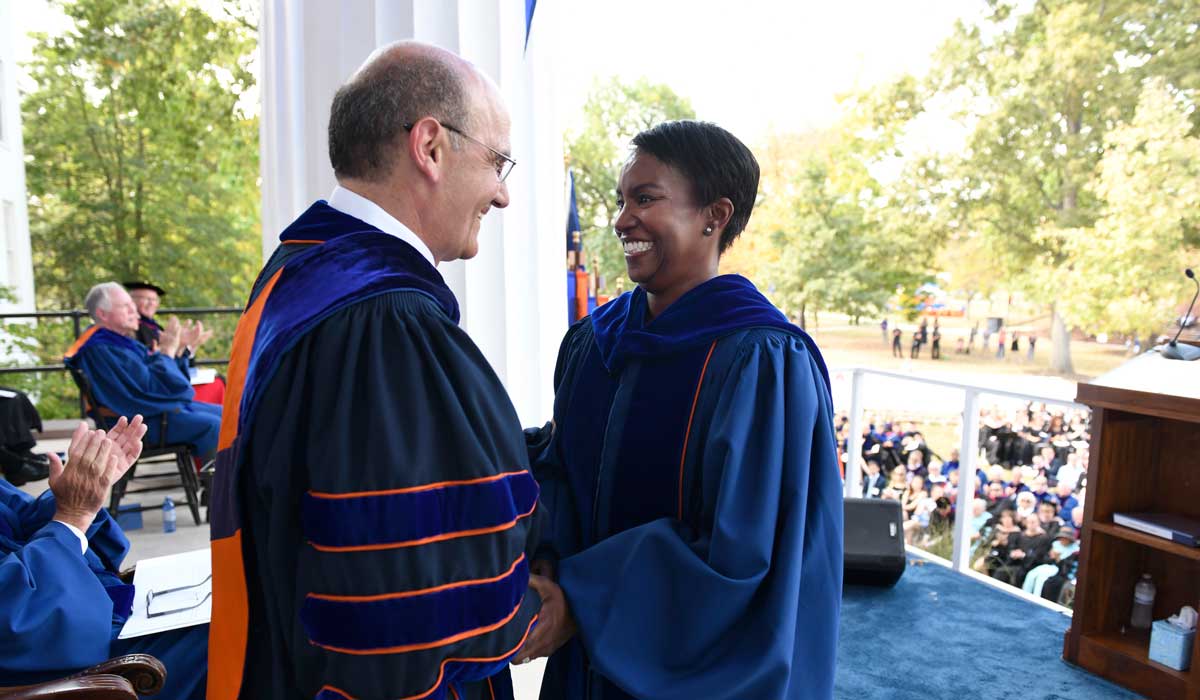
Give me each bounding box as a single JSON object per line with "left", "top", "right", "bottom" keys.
{"left": 841, "top": 402, "right": 1090, "bottom": 606}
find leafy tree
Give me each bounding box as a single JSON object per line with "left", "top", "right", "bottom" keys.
{"left": 21, "top": 0, "right": 260, "bottom": 310}
{"left": 926, "top": 0, "right": 1200, "bottom": 373}
{"left": 564, "top": 78, "right": 694, "bottom": 288}
{"left": 8, "top": 0, "right": 256, "bottom": 418}
{"left": 758, "top": 79, "right": 942, "bottom": 327}
{"left": 1061, "top": 78, "right": 1200, "bottom": 340}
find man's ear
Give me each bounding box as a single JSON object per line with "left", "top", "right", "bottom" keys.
{"left": 407, "top": 117, "right": 446, "bottom": 183}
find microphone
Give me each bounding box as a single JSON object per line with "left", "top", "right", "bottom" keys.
{"left": 1161, "top": 268, "right": 1200, "bottom": 361}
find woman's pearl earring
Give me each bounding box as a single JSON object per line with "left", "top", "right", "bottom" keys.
{"left": 703, "top": 226, "right": 714, "bottom": 236}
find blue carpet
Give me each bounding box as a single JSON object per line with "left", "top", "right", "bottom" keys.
{"left": 837, "top": 556, "right": 1142, "bottom": 700}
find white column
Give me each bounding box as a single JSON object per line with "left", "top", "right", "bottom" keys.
{"left": 951, "top": 389, "right": 981, "bottom": 571}
{"left": 258, "top": 0, "right": 565, "bottom": 425}
{"left": 0, "top": 3, "right": 37, "bottom": 316}
{"left": 844, "top": 369, "right": 864, "bottom": 499}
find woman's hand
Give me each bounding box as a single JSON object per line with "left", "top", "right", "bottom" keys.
{"left": 514, "top": 574, "right": 576, "bottom": 664}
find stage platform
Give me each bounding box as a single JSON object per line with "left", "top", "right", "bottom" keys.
{"left": 11, "top": 454, "right": 1146, "bottom": 698}
{"left": 837, "top": 553, "right": 1141, "bottom": 699}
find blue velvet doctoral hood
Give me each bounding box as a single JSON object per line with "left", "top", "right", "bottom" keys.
{"left": 592, "top": 274, "right": 830, "bottom": 388}
{"left": 237, "top": 201, "right": 461, "bottom": 434}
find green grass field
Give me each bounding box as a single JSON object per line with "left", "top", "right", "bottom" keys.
{"left": 806, "top": 313, "right": 1131, "bottom": 382}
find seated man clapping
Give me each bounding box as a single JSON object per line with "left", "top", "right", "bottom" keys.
{"left": 0, "top": 416, "right": 208, "bottom": 699}
{"left": 66, "top": 282, "right": 221, "bottom": 463}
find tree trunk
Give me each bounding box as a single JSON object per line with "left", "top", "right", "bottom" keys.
{"left": 799, "top": 302, "right": 807, "bottom": 331}
{"left": 1050, "top": 302, "right": 1075, "bottom": 375}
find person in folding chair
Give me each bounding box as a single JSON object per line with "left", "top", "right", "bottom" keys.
{"left": 0, "top": 417, "right": 208, "bottom": 699}
{"left": 64, "top": 282, "right": 221, "bottom": 465}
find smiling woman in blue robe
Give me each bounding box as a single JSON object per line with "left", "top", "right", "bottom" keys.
{"left": 521, "top": 120, "right": 844, "bottom": 700}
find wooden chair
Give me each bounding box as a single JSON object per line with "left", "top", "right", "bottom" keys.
{"left": 0, "top": 654, "right": 165, "bottom": 699}
{"left": 66, "top": 367, "right": 204, "bottom": 526}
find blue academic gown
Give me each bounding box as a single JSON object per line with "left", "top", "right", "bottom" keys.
{"left": 208, "top": 201, "right": 539, "bottom": 700}
{"left": 0, "top": 480, "right": 207, "bottom": 699}
{"left": 532, "top": 275, "right": 844, "bottom": 700}
{"left": 65, "top": 327, "right": 222, "bottom": 459}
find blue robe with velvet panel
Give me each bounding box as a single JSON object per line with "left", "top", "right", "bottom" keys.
{"left": 532, "top": 274, "right": 844, "bottom": 700}
{"left": 0, "top": 479, "right": 207, "bottom": 699}
{"left": 208, "top": 201, "right": 540, "bottom": 700}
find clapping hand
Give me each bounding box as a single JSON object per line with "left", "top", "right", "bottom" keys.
{"left": 179, "top": 320, "right": 215, "bottom": 356}
{"left": 158, "top": 316, "right": 183, "bottom": 357}
{"left": 49, "top": 416, "right": 147, "bottom": 532}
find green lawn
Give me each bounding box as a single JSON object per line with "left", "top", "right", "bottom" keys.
{"left": 806, "top": 313, "right": 1131, "bottom": 382}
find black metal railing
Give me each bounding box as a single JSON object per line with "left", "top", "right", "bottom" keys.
{"left": 0, "top": 307, "right": 241, "bottom": 418}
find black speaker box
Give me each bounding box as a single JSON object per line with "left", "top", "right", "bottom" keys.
{"left": 844, "top": 497, "right": 907, "bottom": 587}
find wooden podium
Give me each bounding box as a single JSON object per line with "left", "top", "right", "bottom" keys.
{"left": 1064, "top": 350, "right": 1200, "bottom": 699}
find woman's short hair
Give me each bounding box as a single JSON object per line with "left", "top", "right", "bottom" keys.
{"left": 631, "top": 120, "right": 759, "bottom": 254}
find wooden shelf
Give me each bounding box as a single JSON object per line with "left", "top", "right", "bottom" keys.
{"left": 1089, "top": 629, "right": 1192, "bottom": 681}
{"left": 1065, "top": 357, "right": 1200, "bottom": 698}
{"left": 1078, "top": 352, "right": 1200, "bottom": 424}
{"left": 1092, "top": 522, "right": 1200, "bottom": 562}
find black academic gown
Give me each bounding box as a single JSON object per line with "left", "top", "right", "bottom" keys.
{"left": 209, "top": 202, "right": 540, "bottom": 700}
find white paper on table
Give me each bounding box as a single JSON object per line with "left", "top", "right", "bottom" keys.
{"left": 118, "top": 548, "right": 212, "bottom": 639}
{"left": 190, "top": 368, "right": 218, "bottom": 385}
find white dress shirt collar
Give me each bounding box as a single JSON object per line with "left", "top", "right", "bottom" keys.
{"left": 327, "top": 186, "right": 436, "bottom": 267}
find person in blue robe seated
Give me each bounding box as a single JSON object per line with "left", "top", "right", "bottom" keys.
{"left": 207, "top": 42, "right": 538, "bottom": 700}
{"left": 0, "top": 416, "right": 208, "bottom": 699}
{"left": 522, "top": 120, "right": 845, "bottom": 699}
{"left": 65, "top": 282, "right": 221, "bottom": 463}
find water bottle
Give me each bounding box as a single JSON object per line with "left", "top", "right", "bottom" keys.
{"left": 1131, "top": 573, "right": 1155, "bottom": 629}
{"left": 162, "top": 497, "right": 177, "bottom": 534}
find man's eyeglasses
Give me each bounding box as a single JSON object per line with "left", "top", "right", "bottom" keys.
{"left": 403, "top": 120, "right": 516, "bottom": 182}
{"left": 146, "top": 573, "right": 212, "bottom": 618}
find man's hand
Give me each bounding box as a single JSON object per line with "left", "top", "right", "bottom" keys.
{"left": 193, "top": 321, "right": 215, "bottom": 353}
{"left": 49, "top": 417, "right": 147, "bottom": 532}
{"left": 514, "top": 574, "right": 576, "bottom": 664}
{"left": 1010, "top": 549, "right": 1025, "bottom": 559}
{"left": 158, "top": 316, "right": 182, "bottom": 357}
{"left": 180, "top": 320, "right": 215, "bottom": 357}
{"left": 106, "top": 414, "right": 147, "bottom": 474}
{"left": 49, "top": 423, "right": 115, "bottom": 532}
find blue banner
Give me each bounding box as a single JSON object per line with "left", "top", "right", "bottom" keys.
{"left": 567, "top": 169, "right": 581, "bottom": 251}
{"left": 524, "top": 0, "right": 537, "bottom": 50}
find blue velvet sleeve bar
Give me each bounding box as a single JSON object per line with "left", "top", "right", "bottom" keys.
{"left": 75, "top": 343, "right": 194, "bottom": 417}
{"left": 239, "top": 291, "right": 539, "bottom": 700}
{"left": 557, "top": 334, "right": 844, "bottom": 700}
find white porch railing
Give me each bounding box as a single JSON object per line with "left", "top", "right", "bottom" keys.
{"left": 835, "top": 366, "right": 1085, "bottom": 609}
